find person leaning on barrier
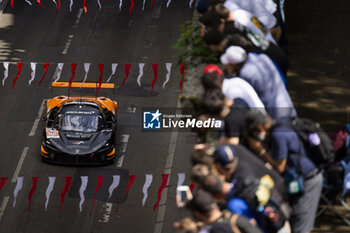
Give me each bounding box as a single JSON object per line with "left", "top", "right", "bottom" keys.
{"left": 199, "top": 172, "right": 290, "bottom": 233}
{"left": 192, "top": 164, "right": 211, "bottom": 185}
{"left": 220, "top": 46, "right": 296, "bottom": 121}
{"left": 201, "top": 65, "right": 266, "bottom": 113}
{"left": 191, "top": 145, "right": 215, "bottom": 167}
{"left": 213, "top": 144, "right": 287, "bottom": 196}
{"left": 201, "top": 88, "right": 249, "bottom": 145}
{"left": 187, "top": 189, "right": 263, "bottom": 233}
{"left": 244, "top": 110, "right": 323, "bottom": 233}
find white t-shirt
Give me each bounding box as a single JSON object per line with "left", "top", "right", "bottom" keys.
{"left": 222, "top": 77, "right": 266, "bottom": 114}
{"left": 225, "top": 0, "right": 277, "bottom": 28}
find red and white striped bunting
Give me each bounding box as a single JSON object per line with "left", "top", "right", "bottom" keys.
{"left": 10, "top": 0, "right": 194, "bottom": 14}
{"left": 0, "top": 174, "right": 194, "bottom": 215}
{"left": 1, "top": 62, "right": 185, "bottom": 94}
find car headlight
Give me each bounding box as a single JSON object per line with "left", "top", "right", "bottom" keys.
{"left": 42, "top": 139, "right": 51, "bottom": 146}
{"left": 42, "top": 140, "right": 58, "bottom": 151}
{"left": 97, "top": 142, "right": 113, "bottom": 153}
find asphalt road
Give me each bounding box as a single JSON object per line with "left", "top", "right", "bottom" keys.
{"left": 0, "top": 1, "right": 194, "bottom": 233}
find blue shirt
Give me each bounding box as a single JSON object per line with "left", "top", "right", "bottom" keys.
{"left": 227, "top": 197, "right": 262, "bottom": 224}
{"left": 270, "top": 126, "right": 316, "bottom": 176}
{"left": 226, "top": 196, "right": 269, "bottom": 232}
{"left": 238, "top": 53, "right": 297, "bottom": 120}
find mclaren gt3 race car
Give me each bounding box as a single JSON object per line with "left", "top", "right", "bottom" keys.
{"left": 41, "top": 96, "right": 117, "bottom": 165}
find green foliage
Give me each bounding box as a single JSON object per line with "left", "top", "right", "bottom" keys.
{"left": 173, "top": 20, "right": 219, "bottom": 67}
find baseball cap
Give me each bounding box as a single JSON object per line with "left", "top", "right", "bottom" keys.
{"left": 203, "top": 64, "right": 223, "bottom": 76}
{"left": 214, "top": 144, "right": 238, "bottom": 167}
{"left": 220, "top": 46, "right": 247, "bottom": 65}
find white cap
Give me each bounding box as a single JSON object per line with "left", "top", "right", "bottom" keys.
{"left": 220, "top": 46, "right": 247, "bottom": 65}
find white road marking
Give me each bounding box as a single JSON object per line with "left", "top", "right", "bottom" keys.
{"left": 127, "top": 105, "right": 136, "bottom": 113}
{"left": 62, "top": 34, "right": 74, "bottom": 54}
{"left": 164, "top": 128, "right": 178, "bottom": 169}
{"left": 28, "top": 99, "right": 46, "bottom": 137}
{"left": 154, "top": 223, "right": 163, "bottom": 233}
{"left": 0, "top": 196, "right": 9, "bottom": 221}
{"left": 99, "top": 176, "right": 120, "bottom": 222}
{"left": 116, "top": 134, "right": 129, "bottom": 167}
{"left": 155, "top": 205, "right": 166, "bottom": 222}
{"left": 144, "top": 25, "right": 157, "bottom": 49}
{"left": 73, "top": 9, "right": 84, "bottom": 29}
{"left": 120, "top": 134, "right": 129, "bottom": 151}
{"left": 116, "top": 155, "right": 124, "bottom": 167}
{"left": 151, "top": 1, "right": 161, "bottom": 19}
{"left": 158, "top": 187, "right": 168, "bottom": 206}
{"left": 154, "top": 98, "right": 181, "bottom": 233}
{"left": 62, "top": 9, "right": 82, "bottom": 54}
{"left": 11, "top": 147, "right": 29, "bottom": 183}
{"left": 99, "top": 202, "right": 113, "bottom": 223}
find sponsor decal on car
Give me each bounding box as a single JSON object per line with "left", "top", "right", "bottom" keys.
{"left": 46, "top": 128, "right": 60, "bottom": 138}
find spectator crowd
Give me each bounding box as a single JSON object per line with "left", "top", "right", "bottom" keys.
{"left": 172, "top": 0, "right": 330, "bottom": 233}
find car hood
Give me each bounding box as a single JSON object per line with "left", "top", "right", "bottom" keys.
{"left": 46, "top": 128, "right": 112, "bottom": 155}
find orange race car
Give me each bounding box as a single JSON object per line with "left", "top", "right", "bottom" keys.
{"left": 41, "top": 95, "right": 118, "bottom": 165}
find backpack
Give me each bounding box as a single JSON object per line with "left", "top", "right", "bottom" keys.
{"left": 273, "top": 117, "right": 335, "bottom": 167}
{"left": 288, "top": 117, "right": 335, "bottom": 166}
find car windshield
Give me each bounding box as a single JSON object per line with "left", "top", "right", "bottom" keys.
{"left": 60, "top": 114, "right": 99, "bottom": 132}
